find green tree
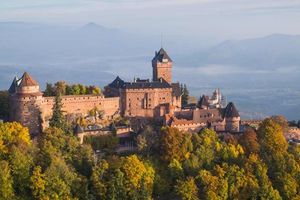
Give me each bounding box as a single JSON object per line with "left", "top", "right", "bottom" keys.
{"left": 0, "top": 160, "right": 15, "bottom": 200}
{"left": 244, "top": 154, "right": 281, "bottom": 200}
{"left": 181, "top": 84, "right": 189, "bottom": 107}
{"left": 44, "top": 83, "right": 54, "bottom": 97}
{"left": 78, "top": 84, "right": 87, "bottom": 95}
{"left": 0, "top": 90, "right": 10, "bottom": 121}
{"left": 175, "top": 177, "right": 199, "bottom": 200}
{"left": 107, "top": 169, "right": 127, "bottom": 200}
{"left": 136, "top": 125, "right": 159, "bottom": 156}
{"left": 49, "top": 93, "right": 68, "bottom": 132}
{"left": 72, "top": 84, "right": 81, "bottom": 95}
{"left": 91, "top": 160, "right": 109, "bottom": 200}
{"left": 9, "top": 145, "right": 33, "bottom": 197}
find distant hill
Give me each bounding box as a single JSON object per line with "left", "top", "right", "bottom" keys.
{"left": 185, "top": 34, "right": 300, "bottom": 69}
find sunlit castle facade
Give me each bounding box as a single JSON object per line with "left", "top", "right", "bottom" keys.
{"left": 8, "top": 48, "right": 241, "bottom": 136}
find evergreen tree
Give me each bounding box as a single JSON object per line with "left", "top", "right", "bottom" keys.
{"left": 181, "top": 84, "right": 189, "bottom": 107}
{"left": 44, "top": 83, "right": 54, "bottom": 97}
{"left": 49, "top": 93, "right": 68, "bottom": 132}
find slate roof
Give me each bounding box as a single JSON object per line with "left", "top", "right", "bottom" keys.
{"left": 123, "top": 78, "right": 171, "bottom": 89}
{"left": 152, "top": 48, "right": 172, "bottom": 62}
{"left": 171, "top": 83, "right": 181, "bottom": 97}
{"left": 8, "top": 77, "right": 18, "bottom": 94}
{"left": 108, "top": 76, "right": 125, "bottom": 88}
{"left": 223, "top": 102, "right": 240, "bottom": 118}
{"left": 19, "top": 72, "right": 38, "bottom": 87}
{"left": 198, "top": 95, "right": 209, "bottom": 108}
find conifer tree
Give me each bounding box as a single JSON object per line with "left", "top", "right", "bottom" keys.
{"left": 181, "top": 84, "right": 189, "bottom": 107}
{"left": 49, "top": 93, "right": 68, "bottom": 132}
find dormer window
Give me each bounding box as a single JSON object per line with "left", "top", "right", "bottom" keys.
{"left": 162, "top": 58, "right": 168, "bottom": 62}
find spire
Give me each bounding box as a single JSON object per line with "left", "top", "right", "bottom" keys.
{"left": 8, "top": 76, "right": 18, "bottom": 93}
{"left": 152, "top": 48, "right": 172, "bottom": 62}
{"left": 18, "top": 72, "right": 39, "bottom": 87}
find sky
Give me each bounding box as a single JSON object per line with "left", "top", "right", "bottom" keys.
{"left": 1, "top": 0, "right": 300, "bottom": 42}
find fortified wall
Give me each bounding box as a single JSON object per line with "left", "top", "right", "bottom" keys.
{"left": 9, "top": 72, "right": 120, "bottom": 136}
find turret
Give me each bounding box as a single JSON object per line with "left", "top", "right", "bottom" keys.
{"left": 152, "top": 48, "right": 173, "bottom": 84}
{"left": 9, "top": 72, "right": 43, "bottom": 137}
{"left": 223, "top": 102, "right": 240, "bottom": 132}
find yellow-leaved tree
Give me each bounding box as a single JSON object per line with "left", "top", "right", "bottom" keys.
{"left": 0, "top": 122, "right": 31, "bottom": 155}
{"left": 121, "top": 155, "right": 155, "bottom": 199}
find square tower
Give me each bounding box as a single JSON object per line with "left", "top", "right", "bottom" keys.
{"left": 152, "top": 48, "right": 173, "bottom": 84}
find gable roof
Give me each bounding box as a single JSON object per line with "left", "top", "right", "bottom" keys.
{"left": 108, "top": 76, "right": 125, "bottom": 88}
{"left": 18, "top": 72, "right": 38, "bottom": 87}
{"left": 152, "top": 48, "right": 172, "bottom": 62}
{"left": 223, "top": 102, "right": 240, "bottom": 118}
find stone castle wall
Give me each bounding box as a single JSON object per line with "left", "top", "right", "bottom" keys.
{"left": 121, "top": 88, "right": 173, "bottom": 118}
{"left": 11, "top": 93, "right": 120, "bottom": 135}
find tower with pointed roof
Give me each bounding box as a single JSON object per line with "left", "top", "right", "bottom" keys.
{"left": 9, "top": 72, "right": 43, "bottom": 136}
{"left": 152, "top": 48, "right": 173, "bottom": 84}
{"left": 223, "top": 102, "right": 240, "bottom": 132}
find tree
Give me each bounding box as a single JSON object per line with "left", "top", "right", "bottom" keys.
{"left": 49, "top": 93, "right": 68, "bottom": 132}
{"left": 175, "top": 177, "right": 199, "bottom": 200}
{"left": 0, "top": 122, "right": 31, "bottom": 156}
{"left": 270, "top": 115, "right": 289, "bottom": 133}
{"left": 0, "top": 160, "right": 15, "bottom": 200}
{"left": 72, "top": 85, "right": 81, "bottom": 95}
{"left": 107, "top": 169, "right": 127, "bottom": 200}
{"left": 54, "top": 81, "right": 66, "bottom": 95}
{"left": 9, "top": 145, "right": 33, "bottom": 197}
{"left": 181, "top": 84, "right": 189, "bottom": 107}
{"left": 197, "top": 169, "right": 228, "bottom": 200}
{"left": 78, "top": 84, "right": 87, "bottom": 95}
{"left": 160, "top": 127, "right": 191, "bottom": 162}
{"left": 91, "top": 160, "right": 109, "bottom": 200}
{"left": 44, "top": 83, "right": 54, "bottom": 97}
{"left": 30, "top": 166, "right": 46, "bottom": 200}
{"left": 0, "top": 90, "right": 10, "bottom": 121}
{"left": 121, "top": 155, "right": 155, "bottom": 199}
{"left": 257, "top": 118, "right": 288, "bottom": 158}
{"left": 136, "top": 125, "right": 159, "bottom": 156}
{"left": 90, "top": 86, "right": 101, "bottom": 95}
{"left": 239, "top": 127, "right": 260, "bottom": 156}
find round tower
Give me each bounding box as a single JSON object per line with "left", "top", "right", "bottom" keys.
{"left": 224, "top": 102, "right": 240, "bottom": 132}
{"left": 9, "top": 72, "right": 43, "bottom": 137}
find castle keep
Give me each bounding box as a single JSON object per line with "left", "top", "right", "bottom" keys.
{"left": 9, "top": 48, "right": 240, "bottom": 136}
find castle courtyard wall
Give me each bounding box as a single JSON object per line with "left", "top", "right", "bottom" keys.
{"left": 38, "top": 95, "right": 119, "bottom": 131}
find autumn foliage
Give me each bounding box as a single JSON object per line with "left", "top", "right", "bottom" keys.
{"left": 0, "top": 117, "right": 300, "bottom": 199}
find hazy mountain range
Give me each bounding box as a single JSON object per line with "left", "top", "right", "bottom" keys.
{"left": 0, "top": 22, "right": 299, "bottom": 120}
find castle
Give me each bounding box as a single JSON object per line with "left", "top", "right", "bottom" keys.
{"left": 8, "top": 48, "right": 240, "bottom": 136}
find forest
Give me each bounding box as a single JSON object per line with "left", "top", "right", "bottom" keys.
{"left": 1, "top": 113, "right": 300, "bottom": 200}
